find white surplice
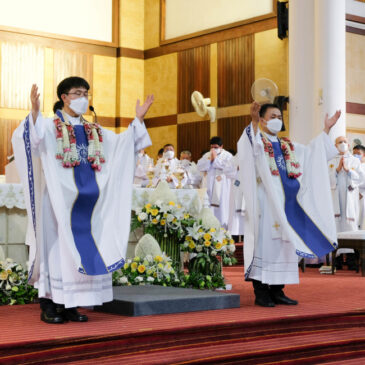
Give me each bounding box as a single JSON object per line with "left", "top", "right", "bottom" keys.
{"left": 359, "top": 162, "right": 365, "bottom": 229}
{"left": 197, "top": 149, "right": 235, "bottom": 229}
{"left": 228, "top": 155, "right": 245, "bottom": 236}
{"left": 237, "top": 124, "right": 338, "bottom": 285}
{"left": 12, "top": 112, "right": 151, "bottom": 308}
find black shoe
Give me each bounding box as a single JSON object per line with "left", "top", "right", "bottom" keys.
{"left": 255, "top": 296, "right": 276, "bottom": 307}
{"left": 62, "top": 308, "right": 88, "bottom": 322}
{"left": 271, "top": 290, "right": 298, "bottom": 305}
{"left": 41, "top": 309, "right": 64, "bottom": 324}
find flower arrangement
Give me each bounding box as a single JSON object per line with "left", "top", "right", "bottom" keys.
{"left": 0, "top": 259, "right": 38, "bottom": 305}
{"left": 112, "top": 254, "right": 183, "bottom": 287}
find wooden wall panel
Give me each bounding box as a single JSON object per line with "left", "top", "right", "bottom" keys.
{"left": 178, "top": 120, "right": 210, "bottom": 162}
{"left": 217, "top": 35, "right": 254, "bottom": 107}
{"left": 0, "top": 119, "right": 21, "bottom": 174}
{"left": 217, "top": 115, "right": 251, "bottom": 154}
{"left": 178, "top": 45, "right": 210, "bottom": 114}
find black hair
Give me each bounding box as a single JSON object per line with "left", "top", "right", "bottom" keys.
{"left": 163, "top": 144, "right": 174, "bottom": 149}
{"left": 210, "top": 136, "right": 223, "bottom": 146}
{"left": 53, "top": 76, "right": 90, "bottom": 113}
{"left": 158, "top": 148, "right": 164, "bottom": 156}
{"left": 353, "top": 145, "right": 365, "bottom": 153}
{"left": 259, "top": 103, "right": 281, "bottom": 118}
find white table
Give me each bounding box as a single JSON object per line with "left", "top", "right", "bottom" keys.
{"left": 0, "top": 183, "right": 28, "bottom": 267}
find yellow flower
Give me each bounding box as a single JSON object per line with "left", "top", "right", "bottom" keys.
{"left": 0, "top": 271, "right": 8, "bottom": 280}
{"left": 189, "top": 241, "right": 196, "bottom": 249}
{"left": 151, "top": 209, "right": 159, "bottom": 216}
{"left": 123, "top": 263, "right": 129, "bottom": 270}
{"left": 210, "top": 228, "right": 216, "bottom": 232}
{"left": 169, "top": 201, "right": 175, "bottom": 206}
{"left": 186, "top": 236, "right": 192, "bottom": 241}
{"left": 215, "top": 242, "right": 223, "bottom": 250}
{"left": 163, "top": 213, "right": 168, "bottom": 218}
{"left": 173, "top": 218, "right": 177, "bottom": 223}
{"left": 7, "top": 269, "right": 12, "bottom": 274}
{"left": 204, "top": 241, "right": 211, "bottom": 247}
{"left": 133, "top": 256, "right": 140, "bottom": 262}
{"left": 203, "top": 233, "right": 211, "bottom": 241}
{"left": 153, "top": 272, "right": 158, "bottom": 278}
{"left": 158, "top": 263, "right": 164, "bottom": 269}
{"left": 198, "top": 229, "right": 203, "bottom": 233}
{"left": 145, "top": 203, "right": 152, "bottom": 209}
{"left": 230, "top": 239, "right": 235, "bottom": 245}
{"left": 138, "top": 264, "right": 146, "bottom": 274}
{"left": 223, "top": 238, "right": 228, "bottom": 245}
{"left": 138, "top": 216, "right": 142, "bottom": 222}
{"left": 184, "top": 213, "right": 190, "bottom": 219}
{"left": 154, "top": 255, "right": 163, "bottom": 262}
{"left": 131, "top": 262, "right": 138, "bottom": 271}
{"left": 177, "top": 204, "right": 182, "bottom": 209}
{"left": 160, "top": 219, "right": 166, "bottom": 226}
{"left": 152, "top": 218, "right": 158, "bottom": 224}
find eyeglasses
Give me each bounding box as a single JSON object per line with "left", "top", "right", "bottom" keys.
{"left": 66, "top": 91, "right": 92, "bottom": 98}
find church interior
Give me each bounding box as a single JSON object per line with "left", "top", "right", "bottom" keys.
{"left": 1, "top": 0, "right": 365, "bottom": 363}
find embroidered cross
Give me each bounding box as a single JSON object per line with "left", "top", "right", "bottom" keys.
{"left": 273, "top": 222, "right": 280, "bottom": 231}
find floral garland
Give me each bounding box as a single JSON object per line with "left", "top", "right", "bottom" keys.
{"left": 53, "top": 112, "right": 105, "bottom": 171}
{"left": 261, "top": 134, "right": 302, "bottom": 179}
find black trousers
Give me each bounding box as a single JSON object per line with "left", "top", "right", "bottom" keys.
{"left": 252, "top": 280, "right": 284, "bottom": 298}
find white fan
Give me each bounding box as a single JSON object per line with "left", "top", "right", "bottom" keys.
{"left": 191, "top": 91, "right": 216, "bottom": 123}
{"left": 251, "top": 78, "right": 279, "bottom": 104}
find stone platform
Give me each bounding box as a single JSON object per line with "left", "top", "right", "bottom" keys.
{"left": 95, "top": 285, "right": 240, "bottom": 316}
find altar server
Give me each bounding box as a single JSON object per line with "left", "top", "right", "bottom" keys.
{"left": 238, "top": 102, "right": 340, "bottom": 307}
{"left": 197, "top": 136, "right": 235, "bottom": 229}
{"left": 12, "top": 77, "right": 153, "bottom": 323}
{"left": 353, "top": 145, "right": 365, "bottom": 229}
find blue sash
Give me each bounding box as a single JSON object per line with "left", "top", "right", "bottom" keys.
{"left": 271, "top": 141, "right": 336, "bottom": 258}
{"left": 55, "top": 111, "right": 108, "bottom": 275}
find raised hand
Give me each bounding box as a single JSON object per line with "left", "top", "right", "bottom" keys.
{"left": 324, "top": 110, "right": 341, "bottom": 134}
{"left": 30, "top": 84, "right": 40, "bottom": 124}
{"left": 136, "top": 95, "right": 154, "bottom": 122}
{"left": 250, "top": 101, "right": 261, "bottom": 135}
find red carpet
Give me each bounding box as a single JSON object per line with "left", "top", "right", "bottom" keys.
{"left": 0, "top": 267, "right": 365, "bottom": 364}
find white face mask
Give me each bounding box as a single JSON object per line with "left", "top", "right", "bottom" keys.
{"left": 164, "top": 150, "right": 174, "bottom": 160}
{"left": 69, "top": 97, "right": 89, "bottom": 115}
{"left": 213, "top": 148, "right": 221, "bottom": 154}
{"left": 266, "top": 118, "right": 283, "bottom": 134}
{"left": 337, "top": 142, "right": 348, "bottom": 153}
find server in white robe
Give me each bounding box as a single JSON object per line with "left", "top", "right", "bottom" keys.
{"left": 12, "top": 77, "right": 153, "bottom": 324}
{"left": 134, "top": 149, "right": 153, "bottom": 185}
{"left": 180, "top": 150, "right": 202, "bottom": 188}
{"left": 197, "top": 136, "right": 236, "bottom": 229}
{"left": 353, "top": 145, "right": 365, "bottom": 229}
{"left": 153, "top": 144, "right": 187, "bottom": 188}
{"left": 237, "top": 102, "right": 339, "bottom": 307}
{"left": 329, "top": 137, "right": 364, "bottom": 233}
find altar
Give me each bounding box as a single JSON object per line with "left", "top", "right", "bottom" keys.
{"left": 0, "top": 181, "right": 208, "bottom": 266}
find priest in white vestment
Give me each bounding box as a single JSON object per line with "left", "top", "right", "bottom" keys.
{"left": 12, "top": 77, "right": 153, "bottom": 323}
{"left": 134, "top": 149, "right": 153, "bottom": 185}
{"left": 153, "top": 144, "right": 187, "bottom": 188}
{"left": 197, "top": 136, "right": 236, "bottom": 229}
{"left": 237, "top": 102, "right": 340, "bottom": 307}
{"left": 180, "top": 150, "right": 202, "bottom": 188}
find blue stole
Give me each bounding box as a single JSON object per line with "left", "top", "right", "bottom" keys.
{"left": 56, "top": 111, "right": 109, "bottom": 275}
{"left": 271, "top": 141, "right": 336, "bottom": 258}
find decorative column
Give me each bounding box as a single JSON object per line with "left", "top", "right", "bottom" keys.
{"left": 289, "top": 0, "right": 346, "bottom": 143}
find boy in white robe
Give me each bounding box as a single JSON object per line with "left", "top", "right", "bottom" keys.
{"left": 197, "top": 137, "right": 236, "bottom": 229}
{"left": 352, "top": 145, "right": 365, "bottom": 229}
{"left": 237, "top": 102, "right": 340, "bottom": 307}
{"left": 12, "top": 77, "right": 154, "bottom": 323}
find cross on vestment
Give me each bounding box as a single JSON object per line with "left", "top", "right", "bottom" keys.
{"left": 273, "top": 222, "right": 280, "bottom": 231}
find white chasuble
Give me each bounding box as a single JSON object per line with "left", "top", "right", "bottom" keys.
{"left": 12, "top": 112, "right": 151, "bottom": 307}
{"left": 237, "top": 123, "right": 338, "bottom": 285}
